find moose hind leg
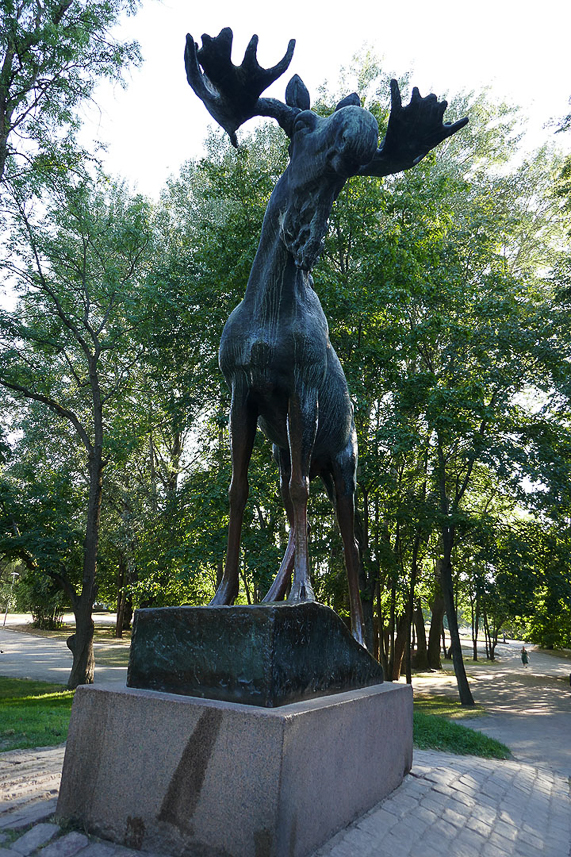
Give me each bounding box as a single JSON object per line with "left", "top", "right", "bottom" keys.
{"left": 331, "top": 453, "right": 366, "bottom": 647}
{"left": 211, "top": 388, "right": 257, "bottom": 606}
{"left": 287, "top": 389, "right": 317, "bottom": 603}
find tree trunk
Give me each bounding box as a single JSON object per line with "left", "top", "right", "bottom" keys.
{"left": 67, "top": 375, "right": 104, "bottom": 688}
{"left": 405, "top": 534, "right": 422, "bottom": 684}
{"left": 377, "top": 582, "right": 388, "bottom": 675}
{"left": 427, "top": 589, "right": 445, "bottom": 670}
{"left": 391, "top": 613, "right": 408, "bottom": 680}
{"left": 67, "top": 594, "right": 95, "bottom": 688}
{"left": 413, "top": 604, "right": 430, "bottom": 671}
{"left": 471, "top": 594, "right": 479, "bottom": 660}
{"left": 354, "top": 504, "right": 375, "bottom": 652}
{"left": 116, "top": 552, "right": 127, "bottom": 639}
{"left": 439, "top": 545, "right": 474, "bottom": 706}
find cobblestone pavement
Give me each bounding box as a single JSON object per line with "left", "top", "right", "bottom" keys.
{"left": 1, "top": 745, "right": 570, "bottom": 857}
{"left": 315, "top": 749, "right": 571, "bottom": 857}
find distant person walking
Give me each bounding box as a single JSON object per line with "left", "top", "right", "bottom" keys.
{"left": 521, "top": 646, "right": 529, "bottom": 667}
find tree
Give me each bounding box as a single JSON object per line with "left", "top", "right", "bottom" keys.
{"left": 0, "top": 0, "right": 140, "bottom": 185}
{"left": 0, "top": 175, "right": 153, "bottom": 686}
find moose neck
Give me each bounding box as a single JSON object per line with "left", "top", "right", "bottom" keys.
{"left": 243, "top": 167, "right": 346, "bottom": 309}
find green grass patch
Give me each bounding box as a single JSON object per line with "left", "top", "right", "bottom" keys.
{"left": 0, "top": 676, "right": 74, "bottom": 752}
{"left": 413, "top": 710, "right": 511, "bottom": 759}
{"left": 414, "top": 694, "right": 486, "bottom": 720}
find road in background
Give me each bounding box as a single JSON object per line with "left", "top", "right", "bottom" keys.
{"left": 0, "top": 612, "right": 127, "bottom": 685}
{"left": 412, "top": 639, "right": 571, "bottom": 779}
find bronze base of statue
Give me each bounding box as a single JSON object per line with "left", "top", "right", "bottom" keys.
{"left": 126, "top": 602, "right": 383, "bottom": 707}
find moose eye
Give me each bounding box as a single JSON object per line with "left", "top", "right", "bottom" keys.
{"left": 293, "top": 111, "right": 317, "bottom": 135}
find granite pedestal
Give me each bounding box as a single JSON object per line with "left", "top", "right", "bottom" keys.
{"left": 57, "top": 681, "right": 413, "bottom": 857}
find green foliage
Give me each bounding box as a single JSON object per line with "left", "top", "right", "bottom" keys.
{"left": 0, "top": 677, "right": 74, "bottom": 752}
{"left": 0, "top": 0, "right": 141, "bottom": 184}
{"left": 15, "top": 567, "right": 66, "bottom": 628}
{"left": 1, "top": 51, "right": 570, "bottom": 677}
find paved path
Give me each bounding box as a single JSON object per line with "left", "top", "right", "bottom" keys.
{"left": 412, "top": 641, "right": 571, "bottom": 779}
{"left": 317, "top": 749, "right": 570, "bottom": 857}
{"left": 1, "top": 623, "right": 570, "bottom": 856}
{"left": 0, "top": 616, "right": 127, "bottom": 686}
{"left": 1, "top": 746, "right": 569, "bottom": 857}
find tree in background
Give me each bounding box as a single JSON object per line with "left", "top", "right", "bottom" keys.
{"left": 0, "top": 49, "right": 569, "bottom": 693}
{"left": 0, "top": 0, "right": 140, "bottom": 185}
{"left": 0, "top": 176, "right": 153, "bottom": 686}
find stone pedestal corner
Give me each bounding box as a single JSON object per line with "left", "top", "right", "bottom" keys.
{"left": 57, "top": 682, "right": 413, "bottom": 857}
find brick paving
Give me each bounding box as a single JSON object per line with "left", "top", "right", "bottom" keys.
{"left": 1, "top": 745, "right": 570, "bottom": 857}
{"left": 315, "top": 749, "right": 571, "bottom": 857}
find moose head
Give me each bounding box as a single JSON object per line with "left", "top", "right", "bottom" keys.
{"left": 185, "top": 29, "right": 467, "bottom": 271}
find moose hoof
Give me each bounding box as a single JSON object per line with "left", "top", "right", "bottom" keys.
{"left": 288, "top": 581, "right": 315, "bottom": 603}
{"left": 209, "top": 586, "right": 237, "bottom": 606}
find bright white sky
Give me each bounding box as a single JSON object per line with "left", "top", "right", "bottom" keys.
{"left": 84, "top": 0, "right": 571, "bottom": 199}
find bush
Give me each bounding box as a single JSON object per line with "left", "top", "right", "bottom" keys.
{"left": 15, "top": 569, "right": 66, "bottom": 629}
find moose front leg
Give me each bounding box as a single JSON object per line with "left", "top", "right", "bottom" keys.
{"left": 287, "top": 389, "right": 317, "bottom": 603}
{"left": 263, "top": 447, "right": 295, "bottom": 603}
{"left": 211, "top": 385, "right": 257, "bottom": 605}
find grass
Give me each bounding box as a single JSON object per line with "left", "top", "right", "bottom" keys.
{"left": 413, "top": 693, "right": 511, "bottom": 759}
{"left": 413, "top": 694, "right": 486, "bottom": 720}
{"left": 0, "top": 673, "right": 511, "bottom": 763}
{"left": 0, "top": 676, "right": 74, "bottom": 753}
{"left": 414, "top": 710, "right": 511, "bottom": 759}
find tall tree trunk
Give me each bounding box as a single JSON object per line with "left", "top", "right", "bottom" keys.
{"left": 67, "top": 375, "right": 104, "bottom": 688}
{"left": 471, "top": 593, "right": 479, "bottom": 660}
{"left": 116, "top": 552, "right": 127, "bottom": 639}
{"left": 67, "top": 593, "right": 95, "bottom": 688}
{"left": 354, "top": 503, "right": 375, "bottom": 652}
{"left": 377, "top": 581, "right": 388, "bottom": 675}
{"left": 427, "top": 588, "right": 445, "bottom": 670}
{"left": 392, "top": 613, "right": 408, "bottom": 680}
{"left": 440, "top": 538, "right": 474, "bottom": 706}
{"left": 405, "top": 533, "right": 421, "bottom": 684}
{"left": 413, "top": 604, "right": 430, "bottom": 671}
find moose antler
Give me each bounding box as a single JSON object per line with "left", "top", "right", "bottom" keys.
{"left": 358, "top": 79, "right": 468, "bottom": 177}
{"left": 185, "top": 27, "right": 296, "bottom": 146}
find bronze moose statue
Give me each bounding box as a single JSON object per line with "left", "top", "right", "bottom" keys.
{"left": 185, "top": 28, "right": 467, "bottom": 647}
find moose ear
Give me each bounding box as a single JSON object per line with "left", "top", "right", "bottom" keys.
{"left": 286, "top": 74, "right": 311, "bottom": 110}
{"left": 335, "top": 93, "right": 361, "bottom": 111}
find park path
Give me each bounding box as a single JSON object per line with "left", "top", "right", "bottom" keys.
{"left": 412, "top": 640, "right": 571, "bottom": 779}
{"left": 0, "top": 614, "right": 127, "bottom": 686}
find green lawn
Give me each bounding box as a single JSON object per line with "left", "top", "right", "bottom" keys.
{"left": 0, "top": 677, "right": 74, "bottom": 752}
{"left": 413, "top": 710, "right": 511, "bottom": 758}
{"left": 413, "top": 694, "right": 511, "bottom": 759}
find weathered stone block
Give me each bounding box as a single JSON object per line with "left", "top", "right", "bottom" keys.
{"left": 127, "top": 602, "right": 383, "bottom": 706}
{"left": 57, "top": 682, "right": 413, "bottom": 857}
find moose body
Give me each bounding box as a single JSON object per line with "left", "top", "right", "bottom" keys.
{"left": 185, "top": 28, "right": 467, "bottom": 645}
